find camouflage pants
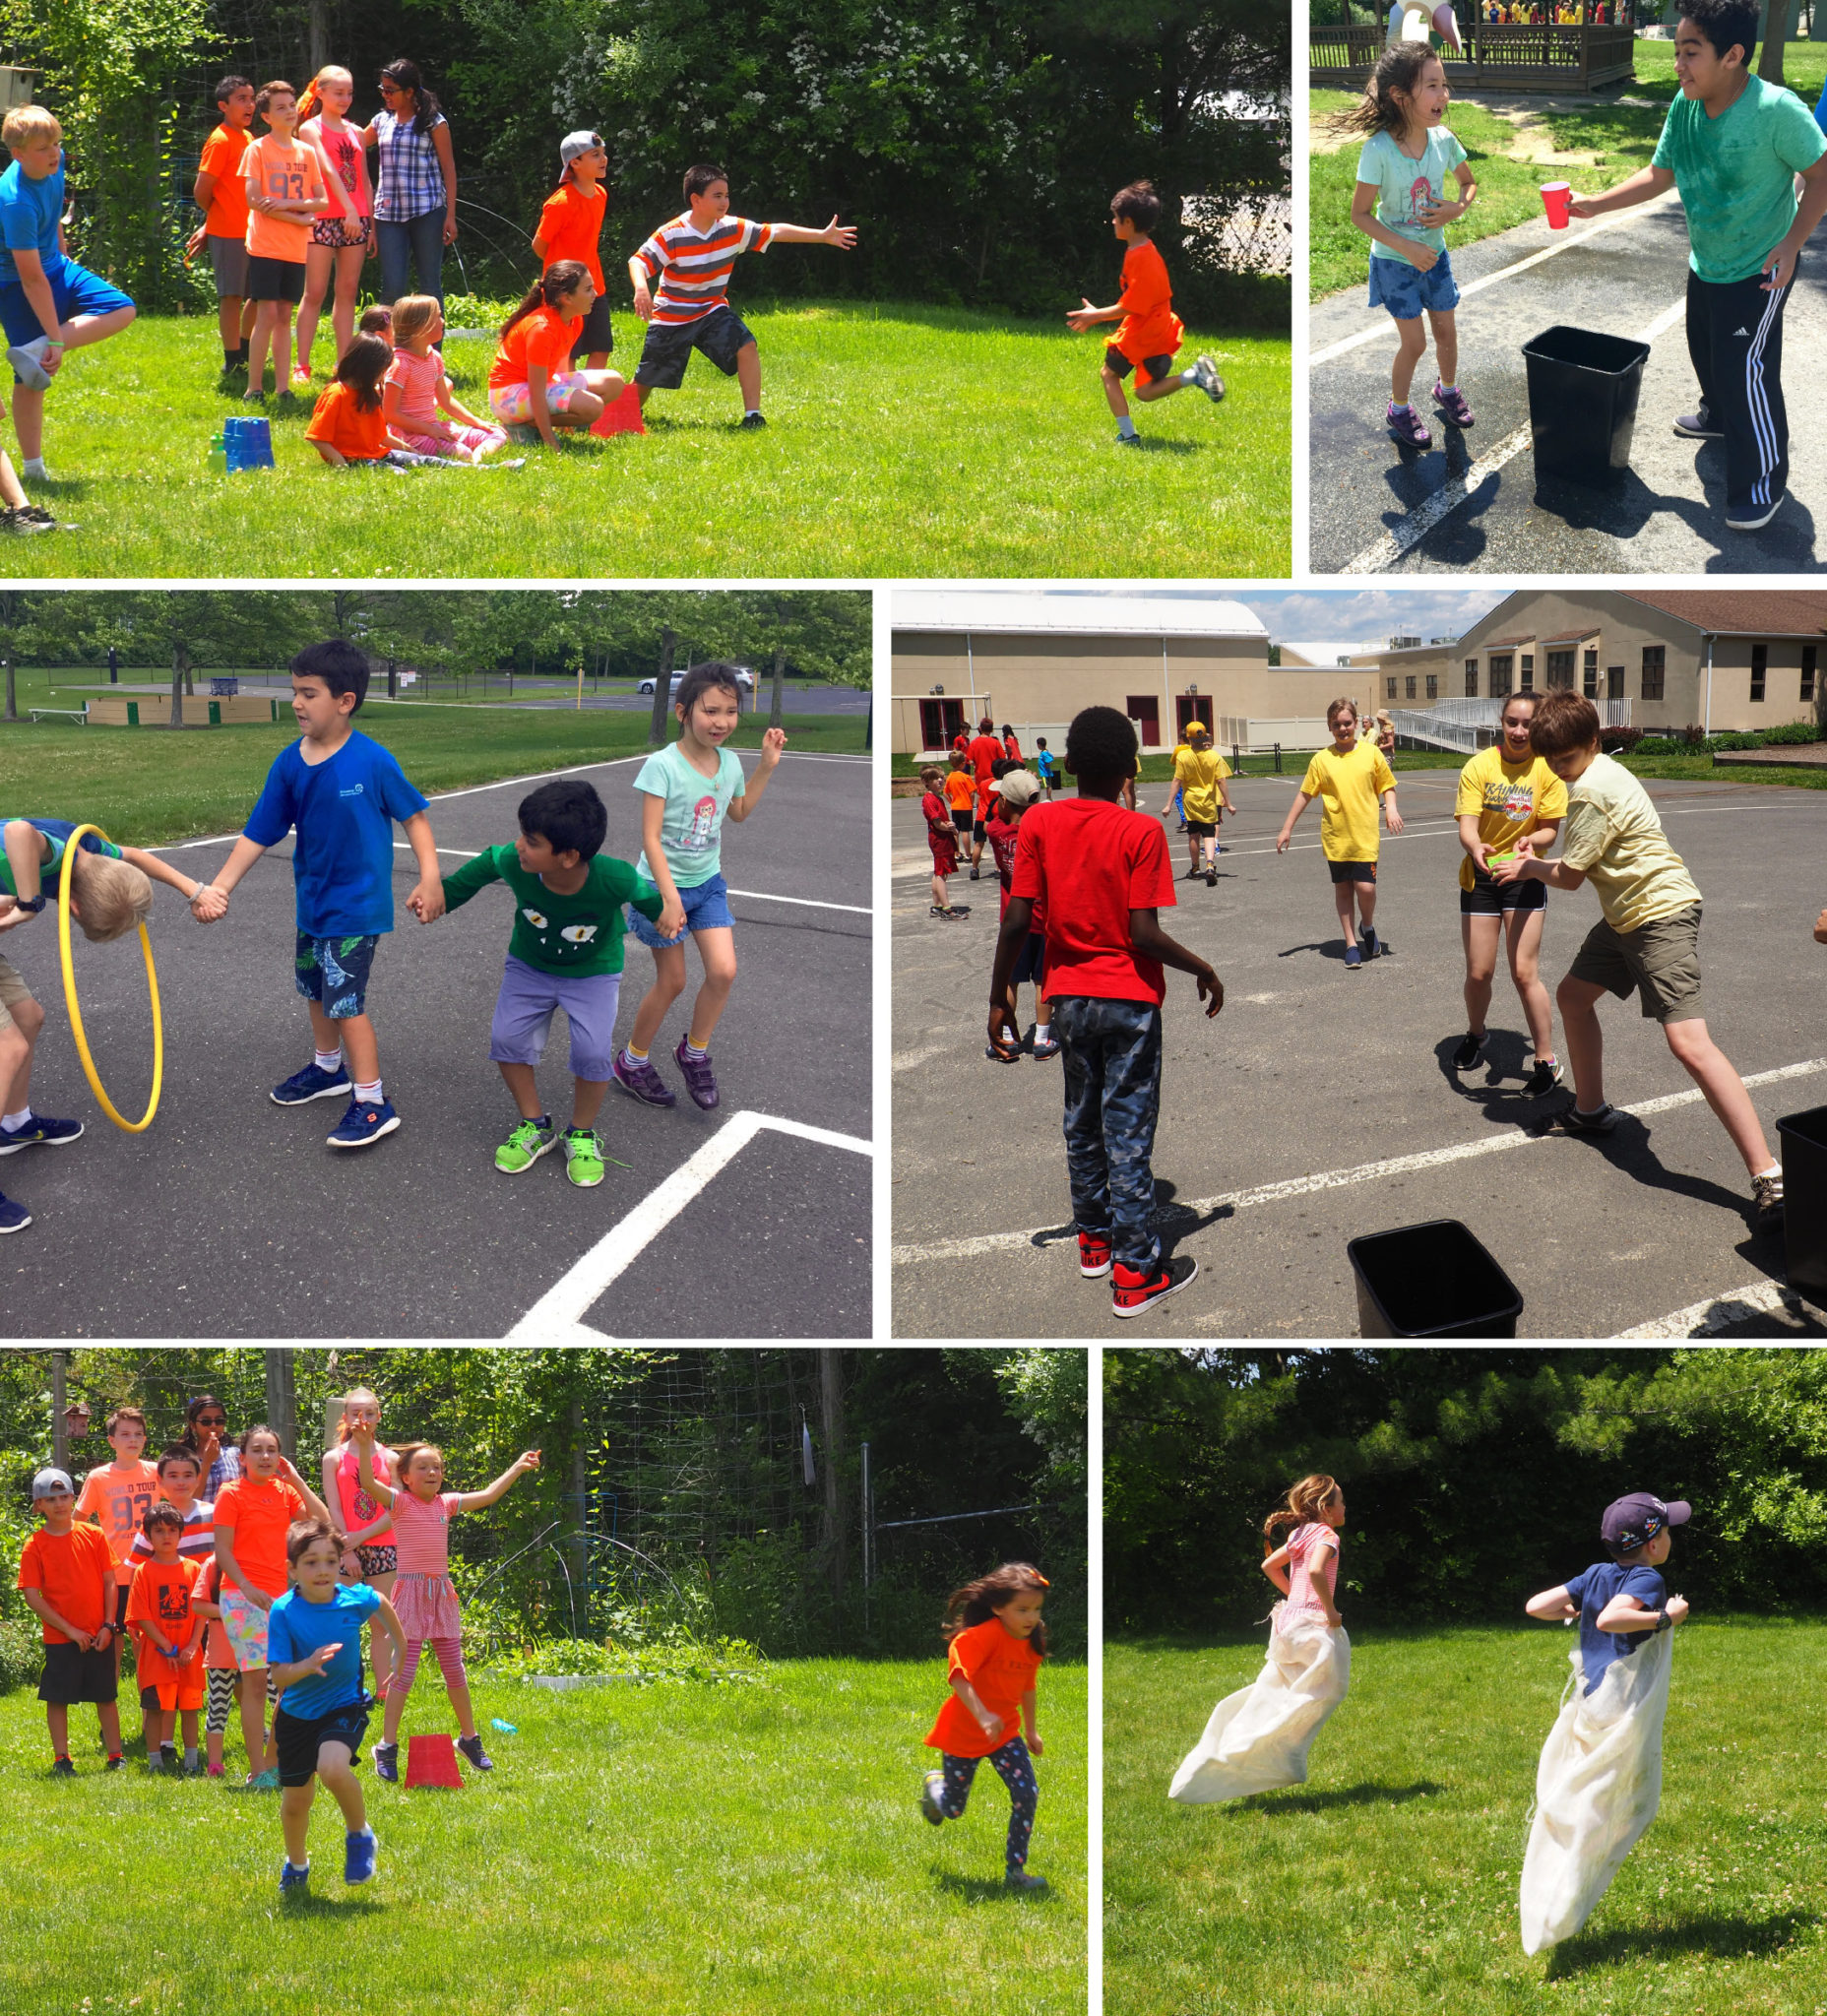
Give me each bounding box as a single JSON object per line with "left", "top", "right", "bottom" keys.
{"left": 1052, "top": 995, "right": 1163, "bottom": 1273}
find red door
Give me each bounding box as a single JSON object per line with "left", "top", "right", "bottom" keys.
{"left": 1126, "top": 695, "right": 1162, "bottom": 747}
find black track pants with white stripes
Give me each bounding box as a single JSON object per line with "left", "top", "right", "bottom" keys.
{"left": 1686, "top": 266, "right": 1790, "bottom": 512}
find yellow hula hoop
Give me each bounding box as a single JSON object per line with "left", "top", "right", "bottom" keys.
{"left": 57, "top": 823, "right": 163, "bottom": 1133}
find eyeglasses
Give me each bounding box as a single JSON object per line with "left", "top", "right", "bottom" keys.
{"left": 194, "top": 1415, "right": 226, "bottom": 1427}
{"left": 378, "top": 81, "right": 402, "bottom": 94}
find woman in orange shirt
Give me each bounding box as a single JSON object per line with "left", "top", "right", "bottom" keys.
{"left": 919, "top": 1561, "right": 1048, "bottom": 1892}
{"left": 487, "top": 260, "right": 625, "bottom": 451}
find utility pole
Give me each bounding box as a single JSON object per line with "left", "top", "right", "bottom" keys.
{"left": 264, "top": 1348, "right": 297, "bottom": 1458}
{"left": 51, "top": 1350, "right": 67, "bottom": 1471}
{"left": 648, "top": 626, "right": 676, "bottom": 747}
{"left": 816, "top": 1350, "right": 846, "bottom": 1599}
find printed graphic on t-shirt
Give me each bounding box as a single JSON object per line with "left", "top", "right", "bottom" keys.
{"left": 1482, "top": 781, "right": 1538, "bottom": 818}
{"left": 153, "top": 1579, "right": 191, "bottom": 1625}
{"left": 1399, "top": 172, "right": 1437, "bottom": 226}
{"left": 683, "top": 794, "right": 718, "bottom": 851}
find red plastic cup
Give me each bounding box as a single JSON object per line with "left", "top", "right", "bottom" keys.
{"left": 1541, "top": 181, "right": 1572, "bottom": 230}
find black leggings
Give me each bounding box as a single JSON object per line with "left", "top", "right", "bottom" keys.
{"left": 940, "top": 1735, "right": 1038, "bottom": 1872}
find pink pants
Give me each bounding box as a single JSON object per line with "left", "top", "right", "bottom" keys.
{"left": 395, "top": 1635, "right": 467, "bottom": 1692}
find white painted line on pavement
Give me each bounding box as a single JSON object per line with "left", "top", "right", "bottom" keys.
{"left": 1639, "top": 297, "right": 1687, "bottom": 343}
{"left": 891, "top": 1056, "right": 1827, "bottom": 1267}
{"left": 1308, "top": 191, "right": 1684, "bottom": 365}
{"left": 1619, "top": 1279, "right": 1822, "bottom": 1338}
{"left": 511, "top": 1111, "right": 873, "bottom": 1337}
{"left": 385, "top": 841, "right": 872, "bottom": 913}
{"left": 1341, "top": 422, "right": 1536, "bottom": 573}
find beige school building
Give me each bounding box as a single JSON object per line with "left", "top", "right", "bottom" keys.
{"left": 1354, "top": 590, "right": 1825, "bottom": 733}
{"left": 890, "top": 591, "right": 1364, "bottom": 758}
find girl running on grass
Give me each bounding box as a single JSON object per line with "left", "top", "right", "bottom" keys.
{"left": 1337, "top": 43, "right": 1479, "bottom": 448}
{"left": 350, "top": 1424, "right": 538, "bottom": 1780}
{"left": 383, "top": 294, "right": 510, "bottom": 460}
{"left": 321, "top": 1387, "right": 401, "bottom": 1699}
{"left": 1168, "top": 1475, "right": 1351, "bottom": 1804}
{"left": 920, "top": 1561, "right": 1049, "bottom": 1893}
{"left": 294, "top": 66, "right": 375, "bottom": 385}
{"left": 486, "top": 261, "right": 626, "bottom": 449}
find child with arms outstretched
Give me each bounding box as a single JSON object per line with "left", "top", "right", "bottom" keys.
{"left": 919, "top": 1562, "right": 1049, "bottom": 1893}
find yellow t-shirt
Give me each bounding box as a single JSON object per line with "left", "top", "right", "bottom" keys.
{"left": 1558, "top": 752, "right": 1702, "bottom": 934}
{"left": 1172, "top": 746, "right": 1232, "bottom": 823}
{"left": 1298, "top": 741, "right": 1396, "bottom": 862}
{"left": 1453, "top": 745, "right": 1569, "bottom": 893}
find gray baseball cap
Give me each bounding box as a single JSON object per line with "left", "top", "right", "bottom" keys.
{"left": 32, "top": 1467, "right": 74, "bottom": 1498}
{"left": 560, "top": 130, "right": 604, "bottom": 167}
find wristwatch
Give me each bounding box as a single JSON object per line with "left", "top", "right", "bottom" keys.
{"left": 14, "top": 893, "right": 44, "bottom": 914}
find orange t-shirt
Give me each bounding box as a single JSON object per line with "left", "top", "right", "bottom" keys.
{"left": 305, "top": 381, "right": 388, "bottom": 461}
{"left": 489, "top": 305, "right": 583, "bottom": 391}
{"left": 75, "top": 1459, "right": 161, "bottom": 1580}
{"left": 537, "top": 180, "right": 607, "bottom": 294}
{"left": 127, "top": 1556, "right": 203, "bottom": 1688}
{"left": 195, "top": 1558, "right": 237, "bottom": 1670}
{"left": 924, "top": 1617, "right": 1042, "bottom": 1758}
{"left": 1112, "top": 237, "right": 1184, "bottom": 367}
{"left": 199, "top": 122, "right": 253, "bottom": 239}
{"left": 17, "top": 1522, "right": 115, "bottom": 1644}
{"left": 943, "top": 772, "right": 976, "bottom": 813}
{"left": 243, "top": 134, "right": 324, "bottom": 263}
{"left": 211, "top": 1476, "right": 305, "bottom": 1598}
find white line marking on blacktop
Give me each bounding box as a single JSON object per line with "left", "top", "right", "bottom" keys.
{"left": 1618, "top": 1279, "right": 1822, "bottom": 1338}
{"left": 510, "top": 1111, "right": 873, "bottom": 1337}
{"left": 1308, "top": 191, "right": 1684, "bottom": 366}
{"left": 891, "top": 1056, "right": 1827, "bottom": 1267}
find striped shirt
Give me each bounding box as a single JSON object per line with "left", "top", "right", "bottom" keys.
{"left": 371, "top": 108, "right": 447, "bottom": 220}
{"left": 634, "top": 214, "right": 772, "bottom": 325}
{"left": 129, "top": 1498, "right": 218, "bottom": 1566}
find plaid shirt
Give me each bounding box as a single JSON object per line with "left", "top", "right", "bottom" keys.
{"left": 371, "top": 109, "right": 447, "bottom": 220}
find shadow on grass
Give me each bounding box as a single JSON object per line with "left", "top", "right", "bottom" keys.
{"left": 276, "top": 1893, "right": 389, "bottom": 1920}
{"left": 933, "top": 1869, "right": 1054, "bottom": 1905}
{"left": 1230, "top": 1778, "right": 1445, "bottom": 1816}
{"left": 1545, "top": 1906, "right": 1820, "bottom": 1976}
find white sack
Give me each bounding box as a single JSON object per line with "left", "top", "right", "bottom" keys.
{"left": 1519, "top": 1627, "right": 1672, "bottom": 1955}
{"left": 1167, "top": 1605, "right": 1351, "bottom": 1804}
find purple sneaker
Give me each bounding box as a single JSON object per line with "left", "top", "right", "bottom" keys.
{"left": 610, "top": 1048, "right": 676, "bottom": 1108}
{"left": 1432, "top": 382, "right": 1475, "bottom": 428}
{"left": 673, "top": 1037, "right": 721, "bottom": 1110}
{"left": 1387, "top": 403, "right": 1431, "bottom": 448}
{"left": 456, "top": 1733, "right": 494, "bottom": 1772}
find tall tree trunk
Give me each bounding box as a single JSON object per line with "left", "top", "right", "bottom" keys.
{"left": 1757, "top": 0, "right": 1789, "bottom": 80}
{"left": 264, "top": 1348, "right": 297, "bottom": 1460}
{"left": 168, "top": 641, "right": 189, "bottom": 727}
{"left": 569, "top": 1390, "right": 589, "bottom": 1635}
{"left": 648, "top": 625, "right": 675, "bottom": 747}
{"left": 769, "top": 634, "right": 786, "bottom": 729}
{"left": 307, "top": 0, "right": 329, "bottom": 72}
{"left": 2, "top": 657, "right": 14, "bottom": 724}
{"left": 817, "top": 1350, "right": 846, "bottom": 1602}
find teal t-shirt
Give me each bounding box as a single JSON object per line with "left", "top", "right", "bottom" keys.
{"left": 1651, "top": 75, "right": 1826, "bottom": 284}
{"left": 0, "top": 817, "right": 123, "bottom": 899}
{"left": 1355, "top": 126, "right": 1468, "bottom": 260}
{"left": 440, "top": 844, "right": 663, "bottom": 977}
{"left": 633, "top": 742, "right": 746, "bottom": 890}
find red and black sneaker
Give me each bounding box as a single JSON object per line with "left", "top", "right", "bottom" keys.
{"left": 1078, "top": 1232, "right": 1112, "bottom": 1279}
{"left": 1111, "top": 1254, "right": 1199, "bottom": 1318}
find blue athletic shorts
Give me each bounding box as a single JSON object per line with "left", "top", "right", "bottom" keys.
{"left": 294, "top": 932, "right": 380, "bottom": 1020}
{"left": 0, "top": 261, "right": 135, "bottom": 366}
{"left": 626, "top": 872, "right": 734, "bottom": 949}
{"left": 1367, "top": 248, "right": 1459, "bottom": 321}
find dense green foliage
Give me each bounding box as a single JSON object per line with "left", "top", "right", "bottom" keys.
{"left": 1105, "top": 1349, "right": 1827, "bottom": 1633}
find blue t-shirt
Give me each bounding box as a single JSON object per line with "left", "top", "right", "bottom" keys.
{"left": 1035, "top": 751, "right": 1057, "bottom": 782}
{"left": 0, "top": 156, "right": 66, "bottom": 288}
{"left": 0, "top": 817, "right": 122, "bottom": 899}
{"left": 1564, "top": 1560, "right": 1667, "bottom": 1696}
{"left": 632, "top": 741, "right": 746, "bottom": 890}
{"left": 266, "top": 1581, "right": 381, "bottom": 1719}
{"left": 244, "top": 730, "right": 430, "bottom": 936}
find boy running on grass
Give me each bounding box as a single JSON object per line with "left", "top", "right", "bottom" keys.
{"left": 0, "top": 105, "right": 135, "bottom": 490}
{"left": 1066, "top": 180, "right": 1225, "bottom": 448}
{"left": 1275, "top": 697, "right": 1404, "bottom": 970}
{"left": 1567, "top": 0, "right": 1827, "bottom": 533}
{"left": 199, "top": 639, "right": 445, "bottom": 1150}
{"left": 188, "top": 76, "right": 259, "bottom": 377}
{"left": 989, "top": 706, "right": 1222, "bottom": 1318}
{"left": 17, "top": 1467, "right": 123, "bottom": 1774}
{"left": 628, "top": 163, "right": 855, "bottom": 428}
{"left": 438, "top": 778, "right": 664, "bottom": 1188}
{"left": 1493, "top": 689, "right": 1783, "bottom": 1229}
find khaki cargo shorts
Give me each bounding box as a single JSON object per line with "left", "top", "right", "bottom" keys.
{"left": 1567, "top": 903, "right": 1704, "bottom": 1024}
{"left": 0, "top": 953, "right": 33, "bottom": 1036}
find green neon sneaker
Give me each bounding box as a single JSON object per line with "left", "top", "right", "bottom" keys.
{"left": 564, "top": 1127, "right": 606, "bottom": 1188}
{"left": 495, "top": 1116, "right": 557, "bottom": 1175}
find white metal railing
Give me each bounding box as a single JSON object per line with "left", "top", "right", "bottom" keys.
{"left": 1392, "top": 697, "right": 1631, "bottom": 752}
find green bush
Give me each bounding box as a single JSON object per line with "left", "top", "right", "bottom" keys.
{"left": 486, "top": 1633, "right": 770, "bottom": 1685}
{"left": 0, "top": 1617, "right": 40, "bottom": 1695}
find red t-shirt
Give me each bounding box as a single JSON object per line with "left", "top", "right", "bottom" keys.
{"left": 1003, "top": 734, "right": 1023, "bottom": 762}
{"left": 967, "top": 733, "right": 1003, "bottom": 785}
{"left": 924, "top": 1617, "right": 1043, "bottom": 1759}
{"left": 976, "top": 776, "right": 997, "bottom": 821}
{"left": 919, "top": 790, "right": 948, "bottom": 834}
{"left": 987, "top": 814, "right": 1045, "bottom": 928}
{"left": 1010, "top": 797, "right": 1174, "bottom": 1003}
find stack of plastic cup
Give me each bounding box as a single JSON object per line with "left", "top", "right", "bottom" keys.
{"left": 1541, "top": 182, "right": 1572, "bottom": 230}
{"left": 221, "top": 415, "right": 276, "bottom": 471}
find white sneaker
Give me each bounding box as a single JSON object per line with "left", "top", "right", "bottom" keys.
{"left": 7, "top": 338, "right": 53, "bottom": 391}
{"left": 1192, "top": 353, "right": 1226, "bottom": 404}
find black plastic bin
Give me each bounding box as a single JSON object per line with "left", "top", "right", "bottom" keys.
{"left": 1347, "top": 1219, "right": 1524, "bottom": 1338}
{"left": 1523, "top": 325, "right": 1651, "bottom": 486}
{"left": 1776, "top": 1105, "right": 1827, "bottom": 1306}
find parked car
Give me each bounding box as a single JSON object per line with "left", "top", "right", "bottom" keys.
{"left": 638, "top": 665, "right": 756, "bottom": 695}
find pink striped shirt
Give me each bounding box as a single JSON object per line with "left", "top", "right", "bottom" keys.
{"left": 1285, "top": 1522, "right": 1340, "bottom": 1619}
{"left": 389, "top": 1487, "right": 460, "bottom": 1576}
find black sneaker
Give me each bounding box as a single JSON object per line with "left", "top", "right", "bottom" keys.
{"left": 1725, "top": 489, "right": 1785, "bottom": 533}
{"left": 929, "top": 904, "right": 971, "bottom": 918}
{"left": 738, "top": 411, "right": 767, "bottom": 430}
{"left": 1752, "top": 1170, "right": 1784, "bottom": 1231}
{"left": 1523, "top": 1058, "right": 1563, "bottom": 1098}
{"left": 51, "top": 1756, "right": 75, "bottom": 1778}
{"left": 969, "top": 866, "right": 980, "bottom": 880}
{"left": 1452, "top": 1031, "right": 1486, "bottom": 1071}
{"left": 1111, "top": 1253, "right": 1199, "bottom": 1319}
{"left": 1204, "top": 866, "right": 1217, "bottom": 887}
{"left": 103, "top": 1754, "right": 124, "bottom": 1771}
{"left": 1558, "top": 1101, "right": 1617, "bottom": 1136}
{"left": 456, "top": 1733, "right": 494, "bottom": 1772}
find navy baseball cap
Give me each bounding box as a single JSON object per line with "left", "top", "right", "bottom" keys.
{"left": 1602, "top": 1493, "right": 1690, "bottom": 1556}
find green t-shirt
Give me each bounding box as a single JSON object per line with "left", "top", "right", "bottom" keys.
{"left": 0, "top": 817, "right": 122, "bottom": 899}
{"left": 1354, "top": 125, "right": 1468, "bottom": 261}
{"left": 1651, "top": 75, "right": 1825, "bottom": 284}
{"left": 440, "top": 844, "right": 663, "bottom": 978}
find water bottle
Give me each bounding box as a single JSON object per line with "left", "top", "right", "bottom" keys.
{"left": 490, "top": 1719, "right": 517, "bottom": 1734}
{"left": 207, "top": 428, "right": 227, "bottom": 476}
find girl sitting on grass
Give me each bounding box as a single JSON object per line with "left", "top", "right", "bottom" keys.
{"left": 1168, "top": 1474, "right": 1351, "bottom": 1803}
{"left": 1337, "top": 43, "right": 1479, "bottom": 449}
{"left": 383, "top": 294, "right": 510, "bottom": 461}
{"left": 486, "top": 261, "right": 626, "bottom": 449}
{"left": 350, "top": 1424, "right": 539, "bottom": 1780}
{"left": 919, "top": 1561, "right": 1049, "bottom": 1894}
{"left": 303, "top": 334, "right": 413, "bottom": 468}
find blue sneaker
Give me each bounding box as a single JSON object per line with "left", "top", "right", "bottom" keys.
{"left": 344, "top": 1827, "right": 378, "bottom": 1884}
{"left": 0, "top": 1191, "right": 31, "bottom": 1233}
{"left": 326, "top": 1098, "right": 401, "bottom": 1150}
{"left": 279, "top": 1858, "right": 310, "bottom": 1895}
{"left": 0, "top": 1113, "right": 83, "bottom": 1155}
{"left": 1345, "top": 945, "right": 1362, "bottom": 971}
{"left": 1115, "top": 431, "right": 1143, "bottom": 449}
{"left": 271, "top": 1062, "right": 351, "bottom": 1106}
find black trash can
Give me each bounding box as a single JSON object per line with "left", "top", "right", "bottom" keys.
{"left": 1776, "top": 1105, "right": 1827, "bottom": 1306}
{"left": 1523, "top": 325, "right": 1651, "bottom": 486}
{"left": 1347, "top": 1219, "right": 1524, "bottom": 1338}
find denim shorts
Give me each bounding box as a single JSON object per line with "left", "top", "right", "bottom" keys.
{"left": 489, "top": 956, "right": 622, "bottom": 1081}
{"left": 626, "top": 872, "right": 734, "bottom": 948}
{"left": 1368, "top": 247, "right": 1460, "bottom": 321}
{"left": 0, "top": 261, "right": 135, "bottom": 360}
{"left": 294, "top": 932, "right": 380, "bottom": 1019}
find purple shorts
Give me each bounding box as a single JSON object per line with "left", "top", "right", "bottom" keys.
{"left": 488, "top": 956, "right": 622, "bottom": 1082}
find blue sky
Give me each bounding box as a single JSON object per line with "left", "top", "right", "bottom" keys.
{"left": 1219, "top": 589, "right": 1511, "bottom": 646}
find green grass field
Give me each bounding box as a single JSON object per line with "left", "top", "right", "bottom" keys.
{"left": 0, "top": 1657, "right": 1086, "bottom": 2015}
{"left": 1106, "top": 1624, "right": 1827, "bottom": 2016}
{"left": 1, "top": 303, "right": 1289, "bottom": 577}
{"left": 0, "top": 705, "right": 866, "bottom": 848}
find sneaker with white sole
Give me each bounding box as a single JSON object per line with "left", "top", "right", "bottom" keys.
{"left": 1192, "top": 354, "right": 1226, "bottom": 403}
{"left": 1725, "top": 489, "right": 1785, "bottom": 533}
{"left": 920, "top": 1769, "right": 947, "bottom": 1824}
{"left": 1112, "top": 1254, "right": 1199, "bottom": 1318}
{"left": 326, "top": 1097, "right": 401, "bottom": 1149}
{"left": 1558, "top": 1101, "right": 1617, "bottom": 1137}
{"left": 279, "top": 1858, "right": 310, "bottom": 1895}
{"left": 0, "top": 1113, "right": 82, "bottom": 1154}
{"left": 1523, "top": 1058, "right": 1564, "bottom": 1098}
{"left": 344, "top": 1828, "right": 378, "bottom": 1884}
{"left": 495, "top": 1117, "right": 557, "bottom": 1174}
{"left": 1752, "top": 1170, "right": 1784, "bottom": 1231}
{"left": 563, "top": 1128, "right": 607, "bottom": 1187}
{"left": 271, "top": 1061, "right": 351, "bottom": 1105}
{"left": 1672, "top": 408, "right": 1724, "bottom": 439}
{"left": 1452, "top": 1031, "right": 1486, "bottom": 1072}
